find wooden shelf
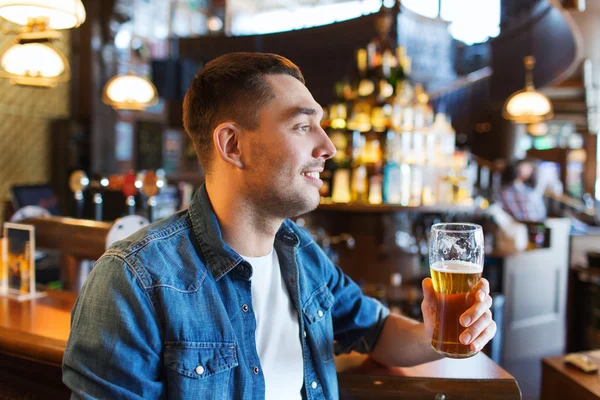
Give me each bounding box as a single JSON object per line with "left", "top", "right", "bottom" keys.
{"left": 316, "top": 201, "right": 479, "bottom": 214}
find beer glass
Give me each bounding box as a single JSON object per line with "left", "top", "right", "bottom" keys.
{"left": 429, "top": 223, "right": 484, "bottom": 358}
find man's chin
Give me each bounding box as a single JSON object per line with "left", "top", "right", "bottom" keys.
{"left": 287, "top": 193, "right": 320, "bottom": 218}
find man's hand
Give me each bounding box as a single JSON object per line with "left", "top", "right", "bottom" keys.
{"left": 421, "top": 277, "right": 497, "bottom": 353}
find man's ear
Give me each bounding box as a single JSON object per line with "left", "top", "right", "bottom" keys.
{"left": 213, "top": 122, "right": 244, "bottom": 169}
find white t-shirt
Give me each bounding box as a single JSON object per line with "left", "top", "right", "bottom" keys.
{"left": 243, "top": 248, "right": 303, "bottom": 400}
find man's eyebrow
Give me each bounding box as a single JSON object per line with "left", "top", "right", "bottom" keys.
{"left": 287, "top": 107, "right": 323, "bottom": 119}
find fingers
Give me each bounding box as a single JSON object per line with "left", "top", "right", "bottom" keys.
{"left": 464, "top": 278, "right": 490, "bottom": 306}
{"left": 421, "top": 278, "right": 436, "bottom": 320}
{"left": 460, "top": 293, "right": 493, "bottom": 328}
{"left": 476, "top": 278, "right": 490, "bottom": 301}
{"left": 422, "top": 278, "right": 435, "bottom": 302}
{"left": 460, "top": 308, "right": 494, "bottom": 346}
{"left": 470, "top": 320, "right": 497, "bottom": 353}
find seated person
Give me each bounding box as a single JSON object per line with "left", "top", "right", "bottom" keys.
{"left": 62, "top": 53, "right": 496, "bottom": 399}
{"left": 498, "top": 159, "right": 547, "bottom": 222}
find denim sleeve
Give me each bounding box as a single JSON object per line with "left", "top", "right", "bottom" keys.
{"left": 62, "top": 254, "right": 164, "bottom": 399}
{"left": 326, "top": 259, "right": 390, "bottom": 355}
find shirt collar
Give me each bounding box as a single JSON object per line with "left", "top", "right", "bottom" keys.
{"left": 188, "top": 184, "right": 299, "bottom": 281}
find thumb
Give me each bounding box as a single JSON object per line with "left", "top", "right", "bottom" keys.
{"left": 422, "top": 278, "right": 436, "bottom": 305}
{"left": 421, "top": 278, "right": 437, "bottom": 337}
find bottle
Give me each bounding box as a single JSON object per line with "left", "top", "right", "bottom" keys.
{"left": 350, "top": 131, "right": 368, "bottom": 203}
{"left": 368, "top": 174, "right": 383, "bottom": 205}
{"left": 383, "top": 131, "right": 402, "bottom": 204}
{"left": 322, "top": 104, "right": 349, "bottom": 200}
{"left": 377, "top": 49, "right": 395, "bottom": 101}
{"left": 356, "top": 48, "right": 375, "bottom": 98}
{"left": 371, "top": 106, "right": 388, "bottom": 134}
{"left": 331, "top": 169, "right": 351, "bottom": 204}
{"left": 399, "top": 163, "right": 411, "bottom": 207}
{"left": 347, "top": 101, "right": 372, "bottom": 133}
{"left": 430, "top": 110, "right": 447, "bottom": 168}
{"left": 409, "top": 164, "right": 423, "bottom": 206}
{"left": 388, "top": 46, "right": 406, "bottom": 91}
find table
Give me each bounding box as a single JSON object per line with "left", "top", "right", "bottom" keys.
{"left": 0, "top": 291, "right": 521, "bottom": 399}
{"left": 0, "top": 290, "right": 74, "bottom": 398}
{"left": 336, "top": 353, "right": 521, "bottom": 399}
{"left": 542, "top": 351, "right": 600, "bottom": 400}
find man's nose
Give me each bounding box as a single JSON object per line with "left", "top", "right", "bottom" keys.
{"left": 313, "top": 126, "right": 337, "bottom": 160}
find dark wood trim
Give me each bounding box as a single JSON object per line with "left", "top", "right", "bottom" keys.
{"left": 338, "top": 374, "right": 522, "bottom": 399}
{"left": 21, "top": 216, "right": 111, "bottom": 260}
{"left": 0, "top": 330, "right": 66, "bottom": 367}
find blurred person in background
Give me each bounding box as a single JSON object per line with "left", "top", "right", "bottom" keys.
{"left": 498, "top": 159, "right": 547, "bottom": 222}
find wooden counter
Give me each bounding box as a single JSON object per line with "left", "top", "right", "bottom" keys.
{"left": 337, "top": 353, "right": 521, "bottom": 399}
{"left": 0, "top": 291, "right": 521, "bottom": 399}
{"left": 0, "top": 290, "right": 75, "bottom": 398}
{"left": 541, "top": 351, "right": 600, "bottom": 400}
{"left": 0, "top": 290, "right": 74, "bottom": 366}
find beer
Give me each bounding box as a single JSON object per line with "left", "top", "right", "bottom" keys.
{"left": 430, "top": 261, "right": 482, "bottom": 358}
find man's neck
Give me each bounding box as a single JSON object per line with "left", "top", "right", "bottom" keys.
{"left": 205, "top": 180, "right": 282, "bottom": 257}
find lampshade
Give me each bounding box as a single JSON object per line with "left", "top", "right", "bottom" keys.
{"left": 102, "top": 73, "right": 159, "bottom": 111}
{"left": 0, "top": 0, "right": 86, "bottom": 29}
{"left": 503, "top": 56, "right": 553, "bottom": 124}
{"left": 0, "top": 42, "right": 69, "bottom": 86}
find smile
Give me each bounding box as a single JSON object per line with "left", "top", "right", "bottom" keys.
{"left": 301, "top": 172, "right": 320, "bottom": 179}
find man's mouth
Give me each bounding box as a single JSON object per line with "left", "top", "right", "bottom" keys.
{"left": 301, "top": 172, "right": 320, "bottom": 179}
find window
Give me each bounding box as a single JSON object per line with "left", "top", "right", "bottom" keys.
{"left": 402, "top": 0, "right": 500, "bottom": 45}
{"left": 229, "top": 0, "right": 500, "bottom": 45}
{"left": 230, "top": 0, "right": 383, "bottom": 36}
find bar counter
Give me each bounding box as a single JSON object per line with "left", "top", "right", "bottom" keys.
{"left": 0, "top": 291, "right": 521, "bottom": 399}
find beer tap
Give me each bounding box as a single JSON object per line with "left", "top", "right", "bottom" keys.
{"left": 141, "top": 170, "right": 159, "bottom": 222}
{"left": 122, "top": 171, "right": 138, "bottom": 216}
{"left": 68, "top": 170, "right": 89, "bottom": 219}
{"left": 91, "top": 175, "right": 109, "bottom": 221}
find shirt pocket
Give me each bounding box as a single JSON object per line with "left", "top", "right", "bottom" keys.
{"left": 303, "top": 284, "right": 335, "bottom": 362}
{"left": 164, "top": 341, "right": 238, "bottom": 400}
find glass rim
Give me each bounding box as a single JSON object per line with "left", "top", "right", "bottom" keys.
{"left": 431, "top": 223, "right": 482, "bottom": 233}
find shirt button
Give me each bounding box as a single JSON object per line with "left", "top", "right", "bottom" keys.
{"left": 317, "top": 310, "right": 324, "bottom": 318}
{"left": 303, "top": 330, "right": 307, "bottom": 338}
{"left": 253, "top": 366, "right": 260, "bottom": 374}
{"left": 195, "top": 365, "right": 205, "bottom": 375}
{"left": 311, "top": 381, "right": 317, "bottom": 389}
{"left": 242, "top": 304, "right": 249, "bottom": 312}
{"left": 290, "top": 277, "right": 295, "bottom": 285}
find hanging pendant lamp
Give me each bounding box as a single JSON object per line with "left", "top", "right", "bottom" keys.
{"left": 0, "top": 41, "right": 69, "bottom": 86}
{"left": 0, "top": 0, "right": 86, "bottom": 30}
{"left": 503, "top": 56, "right": 553, "bottom": 124}
{"left": 102, "top": 72, "right": 159, "bottom": 111}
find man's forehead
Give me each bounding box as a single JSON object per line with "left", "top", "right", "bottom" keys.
{"left": 264, "top": 75, "right": 322, "bottom": 115}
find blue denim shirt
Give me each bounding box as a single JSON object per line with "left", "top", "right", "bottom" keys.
{"left": 63, "top": 185, "right": 389, "bottom": 399}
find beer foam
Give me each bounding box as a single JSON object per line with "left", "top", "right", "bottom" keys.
{"left": 430, "top": 260, "right": 482, "bottom": 274}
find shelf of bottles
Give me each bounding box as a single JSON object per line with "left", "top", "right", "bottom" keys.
{"left": 318, "top": 39, "right": 477, "bottom": 212}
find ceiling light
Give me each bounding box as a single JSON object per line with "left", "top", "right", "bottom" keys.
{"left": 503, "top": 56, "right": 553, "bottom": 124}
{"left": 102, "top": 73, "right": 159, "bottom": 111}
{"left": 0, "top": 0, "right": 86, "bottom": 30}
{"left": 0, "top": 41, "right": 69, "bottom": 87}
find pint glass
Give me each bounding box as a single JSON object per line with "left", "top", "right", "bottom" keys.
{"left": 429, "top": 223, "right": 484, "bottom": 358}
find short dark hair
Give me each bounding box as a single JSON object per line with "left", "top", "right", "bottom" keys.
{"left": 501, "top": 158, "right": 537, "bottom": 187}
{"left": 182, "top": 52, "right": 305, "bottom": 174}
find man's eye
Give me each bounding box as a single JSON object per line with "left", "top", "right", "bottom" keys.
{"left": 297, "top": 125, "right": 310, "bottom": 132}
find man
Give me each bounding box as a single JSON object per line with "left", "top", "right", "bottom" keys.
{"left": 498, "top": 158, "right": 547, "bottom": 222}
{"left": 63, "top": 53, "right": 496, "bottom": 399}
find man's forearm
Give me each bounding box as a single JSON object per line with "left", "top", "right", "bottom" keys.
{"left": 370, "top": 313, "right": 443, "bottom": 367}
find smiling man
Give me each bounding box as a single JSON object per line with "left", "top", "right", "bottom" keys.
{"left": 62, "top": 53, "right": 496, "bottom": 400}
